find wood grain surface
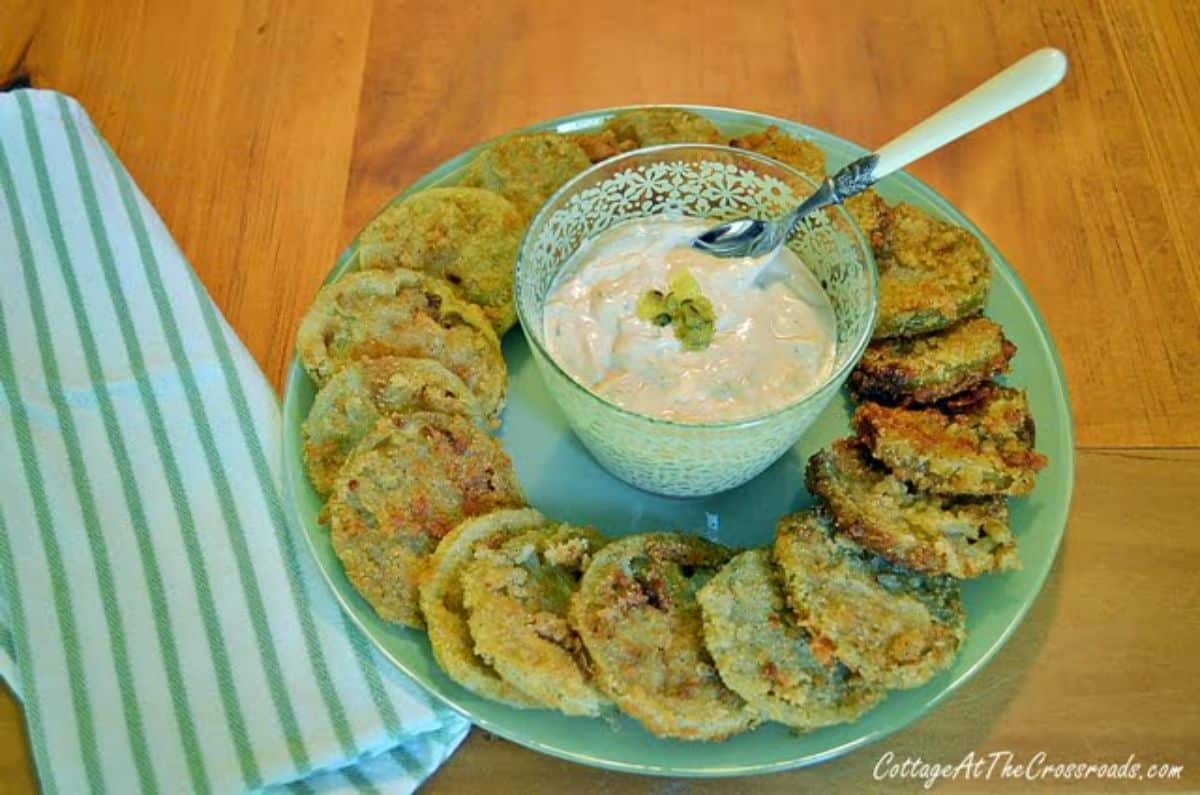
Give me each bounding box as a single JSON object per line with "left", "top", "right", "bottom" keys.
{"left": 1, "top": 0, "right": 1198, "bottom": 792}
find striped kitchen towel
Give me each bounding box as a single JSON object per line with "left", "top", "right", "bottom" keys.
{"left": 0, "top": 89, "right": 470, "bottom": 793}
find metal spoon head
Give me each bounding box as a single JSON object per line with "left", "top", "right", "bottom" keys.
{"left": 692, "top": 217, "right": 778, "bottom": 259}
{"left": 692, "top": 159, "right": 878, "bottom": 260}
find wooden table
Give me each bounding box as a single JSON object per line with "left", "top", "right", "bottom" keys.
{"left": 3, "top": 1, "right": 1198, "bottom": 791}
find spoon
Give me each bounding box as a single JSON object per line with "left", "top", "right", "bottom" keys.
{"left": 694, "top": 48, "right": 1069, "bottom": 259}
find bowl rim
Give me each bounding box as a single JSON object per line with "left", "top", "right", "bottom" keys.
{"left": 514, "top": 142, "right": 880, "bottom": 431}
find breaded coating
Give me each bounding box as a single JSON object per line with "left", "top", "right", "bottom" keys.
{"left": 850, "top": 316, "right": 1016, "bottom": 406}
{"left": 572, "top": 128, "right": 635, "bottom": 163}
{"left": 842, "top": 188, "right": 891, "bottom": 250}
{"left": 357, "top": 187, "right": 523, "bottom": 333}
{"left": 873, "top": 203, "right": 991, "bottom": 339}
{"left": 458, "top": 132, "right": 591, "bottom": 220}
{"left": 807, "top": 439, "right": 1016, "bottom": 578}
{"left": 302, "top": 357, "right": 488, "bottom": 497}
{"left": 601, "top": 108, "right": 723, "bottom": 149}
{"left": 419, "top": 508, "right": 547, "bottom": 707}
{"left": 773, "top": 511, "right": 965, "bottom": 690}
{"left": 570, "top": 533, "right": 758, "bottom": 740}
{"left": 696, "top": 549, "right": 885, "bottom": 730}
{"left": 854, "top": 384, "right": 1047, "bottom": 497}
{"left": 729, "top": 125, "right": 826, "bottom": 181}
{"left": 328, "top": 413, "right": 524, "bottom": 628}
{"left": 463, "top": 524, "right": 610, "bottom": 716}
{"left": 295, "top": 269, "right": 505, "bottom": 418}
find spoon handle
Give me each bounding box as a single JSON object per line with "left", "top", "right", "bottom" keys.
{"left": 871, "top": 48, "right": 1068, "bottom": 180}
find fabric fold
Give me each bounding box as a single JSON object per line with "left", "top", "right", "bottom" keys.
{"left": 0, "top": 89, "right": 468, "bottom": 794}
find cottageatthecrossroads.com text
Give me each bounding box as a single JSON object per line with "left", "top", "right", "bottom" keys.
{"left": 874, "top": 750, "right": 1184, "bottom": 788}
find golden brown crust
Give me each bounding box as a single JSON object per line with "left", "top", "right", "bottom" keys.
{"left": 696, "top": 549, "right": 885, "bottom": 729}
{"left": 458, "top": 132, "right": 591, "bottom": 220}
{"left": 850, "top": 316, "right": 1017, "bottom": 406}
{"left": 570, "top": 533, "right": 758, "bottom": 740}
{"left": 601, "top": 108, "right": 724, "bottom": 149}
{"left": 572, "top": 128, "right": 636, "bottom": 163}
{"left": 873, "top": 203, "right": 992, "bottom": 339}
{"left": 328, "top": 412, "right": 524, "bottom": 628}
{"left": 853, "top": 384, "right": 1047, "bottom": 497}
{"left": 357, "top": 187, "right": 523, "bottom": 334}
{"left": 728, "top": 125, "right": 826, "bottom": 181}
{"left": 463, "top": 524, "right": 610, "bottom": 716}
{"left": 419, "top": 508, "right": 547, "bottom": 707}
{"left": 842, "top": 188, "right": 892, "bottom": 250}
{"left": 295, "top": 269, "right": 506, "bottom": 417}
{"left": 302, "top": 357, "right": 489, "bottom": 497}
{"left": 772, "top": 511, "right": 965, "bottom": 690}
{"left": 806, "top": 439, "right": 1016, "bottom": 578}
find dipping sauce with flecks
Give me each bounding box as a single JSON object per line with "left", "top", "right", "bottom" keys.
{"left": 543, "top": 217, "right": 837, "bottom": 423}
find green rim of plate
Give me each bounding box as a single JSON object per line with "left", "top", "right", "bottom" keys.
{"left": 281, "top": 105, "right": 1075, "bottom": 777}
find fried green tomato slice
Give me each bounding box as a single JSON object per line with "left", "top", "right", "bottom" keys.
{"left": 357, "top": 187, "right": 523, "bottom": 333}
{"left": 458, "top": 132, "right": 591, "bottom": 220}
{"left": 569, "top": 533, "right": 758, "bottom": 740}
{"left": 696, "top": 549, "right": 885, "bottom": 730}
{"left": 601, "top": 108, "right": 723, "bottom": 149}
{"left": 462, "top": 524, "right": 610, "bottom": 717}
{"left": 873, "top": 203, "right": 991, "bottom": 339}
{"left": 302, "top": 356, "right": 489, "bottom": 497}
{"left": 328, "top": 412, "right": 524, "bottom": 628}
{"left": 729, "top": 125, "right": 826, "bottom": 181}
{"left": 850, "top": 316, "right": 1016, "bottom": 406}
{"left": 296, "top": 269, "right": 505, "bottom": 414}
{"left": 419, "top": 508, "right": 547, "bottom": 707}
{"left": 854, "top": 384, "right": 1047, "bottom": 497}
{"left": 773, "top": 511, "right": 965, "bottom": 690}
{"left": 807, "top": 439, "right": 1016, "bottom": 578}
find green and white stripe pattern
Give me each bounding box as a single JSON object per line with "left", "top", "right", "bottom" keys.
{"left": 0, "top": 90, "right": 469, "bottom": 794}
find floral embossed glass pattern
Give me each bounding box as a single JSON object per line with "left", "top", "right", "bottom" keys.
{"left": 516, "top": 145, "right": 878, "bottom": 496}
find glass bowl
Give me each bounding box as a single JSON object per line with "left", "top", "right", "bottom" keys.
{"left": 515, "top": 144, "right": 878, "bottom": 497}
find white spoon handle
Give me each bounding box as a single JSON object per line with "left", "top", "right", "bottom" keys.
{"left": 871, "top": 48, "right": 1068, "bottom": 180}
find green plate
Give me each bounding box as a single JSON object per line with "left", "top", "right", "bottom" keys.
{"left": 281, "top": 106, "right": 1075, "bottom": 777}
